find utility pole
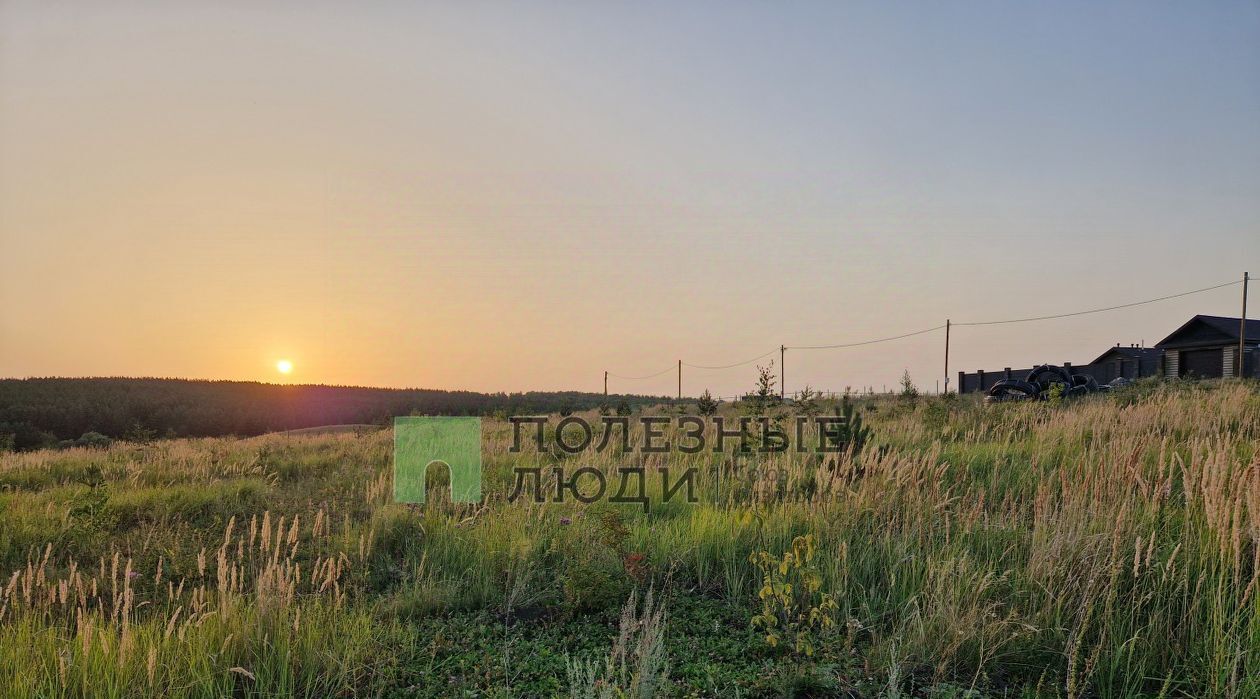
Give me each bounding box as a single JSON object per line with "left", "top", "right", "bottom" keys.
{"left": 944, "top": 319, "right": 951, "bottom": 394}
{"left": 677, "top": 360, "right": 681, "bottom": 400}
{"left": 604, "top": 371, "right": 608, "bottom": 397}
{"left": 780, "top": 345, "right": 786, "bottom": 400}
{"left": 1241, "top": 272, "right": 1250, "bottom": 378}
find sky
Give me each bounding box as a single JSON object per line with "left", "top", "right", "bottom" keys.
{"left": 1, "top": 1, "right": 1258, "bottom": 397}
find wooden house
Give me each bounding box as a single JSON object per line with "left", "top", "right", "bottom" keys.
{"left": 1088, "top": 345, "right": 1162, "bottom": 381}
{"left": 1153, "top": 315, "right": 1260, "bottom": 379}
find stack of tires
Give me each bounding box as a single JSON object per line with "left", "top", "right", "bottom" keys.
{"left": 984, "top": 364, "right": 1105, "bottom": 402}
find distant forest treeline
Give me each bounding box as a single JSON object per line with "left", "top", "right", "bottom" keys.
{"left": 0, "top": 378, "right": 663, "bottom": 450}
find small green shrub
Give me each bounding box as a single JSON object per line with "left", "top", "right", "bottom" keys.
{"left": 795, "top": 385, "right": 820, "bottom": 418}
{"left": 1045, "top": 381, "right": 1066, "bottom": 406}
{"left": 553, "top": 509, "right": 632, "bottom": 613}
{"left": 749, "top": 535, "right": 837, "bottom": 657}
{"left": 55, "top": 432, "right": 113, "bottom": 450}
{"left": 123, "top": 422, "right": 157, "bottom": 445}
{"left": 747, "top": 362, "right": 779, "bottom": 416}
{"left": 696, "top": 390, "right": 718, "bottom": 417}
{"left": 899, "top": 370, "right": 919, "bottom": 404}
{"left": 826, "top": 396, "right": 872, "bottom": 455}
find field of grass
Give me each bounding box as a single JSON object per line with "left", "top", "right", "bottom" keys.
{"left": 0, "top": 380, "right": 1257, "bottom": 698}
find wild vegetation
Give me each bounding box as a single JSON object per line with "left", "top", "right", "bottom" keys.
{"left": 0, "top": 379, "right": 1257, "bottom": 697}
{"left": 0, "top": 378, "right": 664, "bottom": 449}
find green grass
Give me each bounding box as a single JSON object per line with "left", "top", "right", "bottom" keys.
{"left": 0, "top": 381, "right": 1257, "bottom": 697}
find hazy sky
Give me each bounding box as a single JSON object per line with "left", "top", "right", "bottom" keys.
{"left": 2, "top": 1, "right": 1258, "bottom": 396}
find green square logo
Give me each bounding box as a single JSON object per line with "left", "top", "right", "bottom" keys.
{"left": 394, "top": 416, "right": 482, "bottom": 503}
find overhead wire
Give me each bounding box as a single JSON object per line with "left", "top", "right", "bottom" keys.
{"left": 954, "top": 279, "right": 1242, "bottom": 327}
{"left": 606, "top": 366, "right": 675, "bottom": 381}
{"left": 787, "top": 324, "right": 946, "bottom": 350}
{"left": 682, "top": 348, "right": 779, "bottom": 370}
{"left": 606, "top": 277, "right": 1247, "bottom": 384}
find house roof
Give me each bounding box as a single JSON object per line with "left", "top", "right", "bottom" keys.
{"left": 1154, "top": 315, "right": 1260, "bottom": 349}
{"left": 1090, "top": 345, "right": 1162, "bottom": 365}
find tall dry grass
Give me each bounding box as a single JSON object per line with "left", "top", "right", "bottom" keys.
{"left": 0, "top": 380, "right": 1255, "bottom": 696}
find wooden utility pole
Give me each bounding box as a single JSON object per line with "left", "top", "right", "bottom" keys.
{"left": 780, "top": 345, "right": 786, "bottom": 399}
{"left": 604, "top": 371, "right": 608, "bottom": 397}
{"left": 677, "top": 360, "right": 681, "bottom": 400}
{"left": 1241, "top": 272, "right": 1250, "bottom": 378}
{"left": 944, "top": 319, "right": 951, "bottom": 394}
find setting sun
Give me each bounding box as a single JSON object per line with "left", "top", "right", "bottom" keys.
{"left": 276, "top": 359, "right": 293, "bottom": 375}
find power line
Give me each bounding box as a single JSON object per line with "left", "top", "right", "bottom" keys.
{"left": 607, "top": 366, "right": 675, "bottom": 381}
{"left": 787, "top": 324, "right": 946, "bottom": 350}
{"left": 682, "top": 349, "right": 779, "bottom": 370}
{"left": 605, "top": 276, "right": 1248, "bottom": 387}
{"left": 954, "top": 279, "right": 1243, "bottom": 327}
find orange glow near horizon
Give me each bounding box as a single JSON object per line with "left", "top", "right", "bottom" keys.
{"left": 0, "top": 4, "right": 1256, "bottom": 396}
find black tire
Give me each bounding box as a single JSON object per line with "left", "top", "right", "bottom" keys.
{"left": 1071, "top": 374, "right": 1099, "bottom": 392}
{"left": 1027, "top": 365, "right": 1072, "bottom": 391}
{"left": 986, "top": 379, "right": 1040, "bottom": 401}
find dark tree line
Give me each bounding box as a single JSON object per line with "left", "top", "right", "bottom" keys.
{"left": 0, "top": 378, "right": 663, "bottom": 450}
